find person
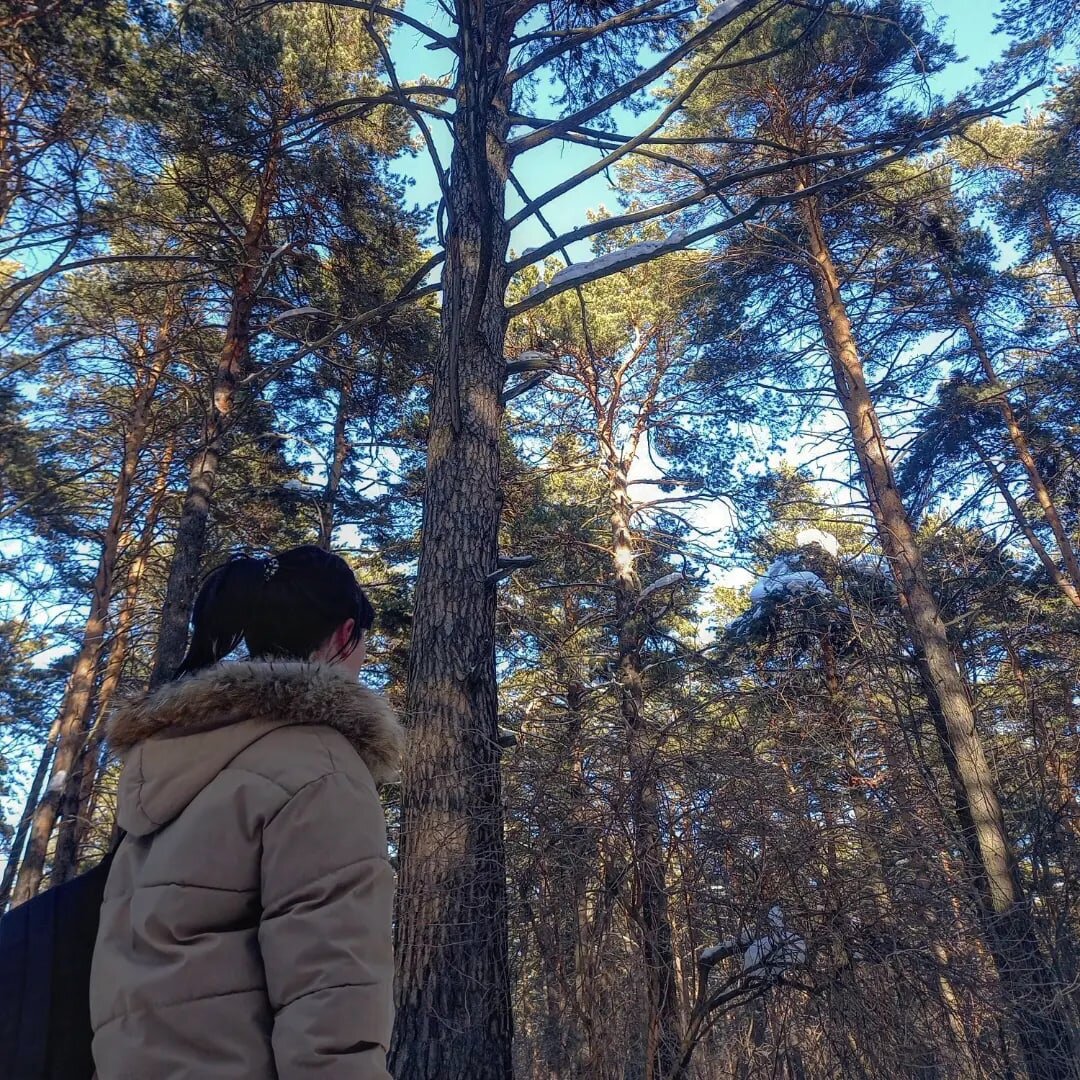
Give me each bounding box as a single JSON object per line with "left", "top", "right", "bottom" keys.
{"left": 90, "top": 546, "right": 402, "bottom": 1079}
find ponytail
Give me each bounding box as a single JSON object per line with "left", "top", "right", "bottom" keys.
{"left": 174, "top": 546, "right": 374, "bottom": 678}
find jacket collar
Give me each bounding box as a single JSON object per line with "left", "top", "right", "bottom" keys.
{"left": 109, "top": 660, "right": 403, "bottom": 786}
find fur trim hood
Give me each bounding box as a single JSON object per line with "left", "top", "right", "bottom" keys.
{"left": 108, "top": 661, "right": 402, "bottom": 836}
{"left": 110, "top": 660, "right": 403, "bottom": 781}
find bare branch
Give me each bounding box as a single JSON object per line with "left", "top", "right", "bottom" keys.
{"left": 246, "top": 0, "right": 459, "bottom": 51}
{"left": 509, "top": 0, "right": 770, "bottom": 155}
{"left": 505, "top": 84, "right": 1038, "bottom": 310}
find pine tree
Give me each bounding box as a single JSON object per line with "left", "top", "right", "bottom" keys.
{"left": 643, "top": 3, "right": 1077, "bottom": 1074}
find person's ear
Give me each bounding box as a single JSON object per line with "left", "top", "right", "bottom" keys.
{"left": 336, "top": 618, "right": 357, "bottom": 656}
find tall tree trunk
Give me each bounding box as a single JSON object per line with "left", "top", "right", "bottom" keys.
{"left": 940, "top": 269, "right": 1080, "bottom": 608}
{"left": 10, "top": 323, "right": 170, "bottom": 904}
{"left": 800, "top": 195, "right": 1076, "bottom": 1080}
{"left": 318, "top": 368, "right": 353, "bottom": 550}
{"left": 150, "top": 138, "right": 280, "bottom": 685}
{"left": 390, "top": 17, "right": 515, "bottom": 1076}
{"left": 970, "top": 439, "right": 1080, "bottom": 607}
{"left": 52, "top": 436, "right": 175, "bottom": 882}
{"left": 868, "top": 711, "right": 983, "bottom": 1078}
{"left": 531, "top": 665, "right": 593, "bottom": 1080}
{"left": 0, "top": 718, "right": 58, "bottom": 911}
{"left": 607, "top": 456, "right": 682, "bottom": 1080}
{"left": 1037, "top": 200, "right": 1080, "bottom": 315}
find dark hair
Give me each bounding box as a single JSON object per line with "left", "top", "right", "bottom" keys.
{"left": 174, "top": 545, "right": 375, "bottom": 678}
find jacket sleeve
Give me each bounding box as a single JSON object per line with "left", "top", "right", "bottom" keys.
{"left": 259, "top": 767, "right": 395, "bottom": 1079}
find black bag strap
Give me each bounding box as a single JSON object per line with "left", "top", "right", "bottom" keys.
{"left": 0, "top": 839, "right": 122, "bottom": 1080}
{"left": 3, "top": 879, "right": 58, "bottom": 1078}
{"left": 0, "top": 896, "right": 32, "bottom": 1076}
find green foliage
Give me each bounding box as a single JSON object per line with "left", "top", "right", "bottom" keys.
{"left": 4, "top": 0, "right": 1080, "bottom": 1073}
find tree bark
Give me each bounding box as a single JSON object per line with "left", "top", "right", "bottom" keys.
{"left": 971, "top": 439, "right": 1080, "bottom": 608}
{"left": 607, "top": 457, "right": 683, "bottom": 1080}
{"left": 390, "top": 11, "right": 515, "bottom": 1075}
{"left": 0, "top": 718, "right": 58, "bottom": 911}
{"left": 318, "top": 367, "right": 353, "bottom": 550}
{"left": 800, "top": 194, "right": 1076, "bottom": 1080}
{"left": 149, "top": 137, "right": 280, "bottom": 685}
{"left": 1037, "top": 200, "right": 1080, "bottom": 315}
{"left": 52, "top": 436, "right": 175, "bottom": 883}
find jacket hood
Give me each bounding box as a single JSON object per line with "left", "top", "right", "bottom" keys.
{"left": 108, "top": 660, "right": 402, "bottom": 836}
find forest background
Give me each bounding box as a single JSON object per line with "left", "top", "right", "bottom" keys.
{"left": 2, "top": 0, "right": 1080, "bottom": 1078}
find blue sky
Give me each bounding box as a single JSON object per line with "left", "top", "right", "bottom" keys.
{"left": 0, "top": 0, "right": 1050, "bottom": 829}
{"left": 380, "top": 0, "right": 1043, "bottom": 582}
{"left": 387, "top": 0, "right": 1035, "bottom": 260}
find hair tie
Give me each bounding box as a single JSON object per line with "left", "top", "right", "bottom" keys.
{"left": 263, "top": 556, "right": 280, "bottom": 582}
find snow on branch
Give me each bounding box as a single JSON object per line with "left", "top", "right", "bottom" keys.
{"left": 524, "top": 230, "right": 688, "bottom": 304}
{"left": 699, "top": 929, "right": 753, "bottom": 966}
{"left": 507, "top": 84, "right": 1038, "bottom": 318}
{"left": 706, "top": 0, "right": 744, "bottom": 23}
{"left": 795, "top": 528, "right": 839, "bottom": 559}
{"left": 639, "top": 571, "right": 685, "bottom": 601}
{"left": 747, "top": 557, "right": 830, "bottom": 604}
{"left": 699, "top": 907, "right": 806, "bottom": 986}
{"left": 267, "top": 306, "right": 327, "bottom": 328}
{"left": 740, "top": 907, "right": 806, "bottom": 986}
{"left": 843, "top": 551, "right": 890, "bottom": 578}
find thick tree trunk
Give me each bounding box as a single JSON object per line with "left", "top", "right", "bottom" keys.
{"left": 608, "top": 458, "right": 682, "bottom": 1080}
{"left": 318, "top": 369, "right": 353, "bottom": 550}
{"left": 1038, "top": 201, "right": 1080, "bottom": 315}
{"left": 11, "top": 524, "right": 121, "bottom": 903}
{"left": 531, "top": 668, "right": 592, "bottom": 1080}
{"left": 801, "top": 196, "right": 1076, "bottom": 1080}
{"left": 150, "top": 142, "right": 280, "bottom": 685}
{"left": 390, "top": 18, "right": 515, "bottom": 1076}
{"left": 972, "top": 439, "right": 1080, "bottom": 607}
{"left": 866, "top": 712, "right": 983, "bottom": 1077}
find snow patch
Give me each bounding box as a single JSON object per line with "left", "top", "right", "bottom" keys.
{"left": 742, "top": 906, "right": 806, "bottom": 984}
{"left": 844, "top": 552, "right": 889, "bottom": 578}
{"left": 706, "top": 0, "right": 744, "bottom": 24}
{"left": 640, "top": 572, "right": 685, "bottom": 601}
{"left": 701, "top": 929, "right": 753, "bottom": 962}
{"left": 47, "top": 770, "right": 68, "bottom": 795}
{"left": 268, "top": 306, "right": 323, "bottom": 326}
{"left": 795, "top": 528, "right": 839, "bottom": 559}
{"left": 512, "top": 348, "right": 555, "bottom": 365}
{"left": 748, "top": 558, "right": 830, "bottom": 603}
{"left": 528, "top": 231, "right": 688, "bottom": 299}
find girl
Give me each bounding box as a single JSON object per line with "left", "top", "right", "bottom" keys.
{"left": 90, "top": 546, "right": 401, "bottom": 1078}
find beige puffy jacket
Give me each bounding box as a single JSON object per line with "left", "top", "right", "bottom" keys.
{"left": 90, "top": 661, "right": 402, "bottom": 1080}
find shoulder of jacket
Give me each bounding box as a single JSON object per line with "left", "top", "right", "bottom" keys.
{"left": 229, "top": 722, "right": 377, "bottom": 798}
